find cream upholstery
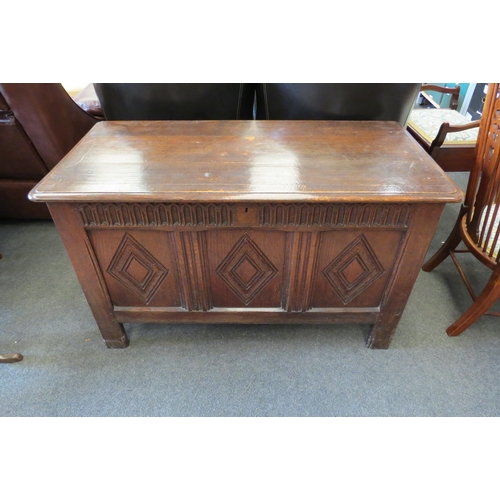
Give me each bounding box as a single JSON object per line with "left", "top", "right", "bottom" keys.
{"left": 408, "top": 108, "right": 479, "bottom": 146}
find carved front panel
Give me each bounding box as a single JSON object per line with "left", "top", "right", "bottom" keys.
{"left": 88, "top": 230, "right": 182, "bottom": 308}
{"left": 107, "top": 233, "right": 170, "bottom": 304}
{"left": 85, "top": 205, "right": 407, "bottom": 312}
{"left": 215, "top": 234, "right": 279, "bottom": 306}
{"left": 322, "top": 234, "right": 385, "bottom": 305}
{"left": 206, "top": 230, "right": 286, "bottom": 308}
{"left": 311, "top": 230, "right": 403, "bottom": 308}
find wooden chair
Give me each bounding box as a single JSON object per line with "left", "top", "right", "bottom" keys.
{"left": 407, "top": 84, "right": 480, "bottom": 172}
{"left": 422, "top": 83, "right": 500, "bottom": 336}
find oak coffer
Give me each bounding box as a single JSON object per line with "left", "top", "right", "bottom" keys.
{"left": 29, "top": 120, "right": 463, "bottom": 349}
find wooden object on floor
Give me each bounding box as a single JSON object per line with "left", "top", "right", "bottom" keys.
{"left": 422, "top": 83, "right": 500, "bottom": 336}
{"left": 0, "top": 353, "right": 23, "bottom": 363}
{"left": 0, "top": 253, "right": 23, "bottom": 363}
{"left": 407, "top": 84, "right": 480, "bottom": 172}
{"left": 29, "top": 120, "right": 462, "bottom": 349}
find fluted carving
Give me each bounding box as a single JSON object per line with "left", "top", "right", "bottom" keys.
{"left": 259, "top": 204, "right": 410, "bottom": 228}
{"left": 77, "top": 203, "right": 233, "bottom": 227}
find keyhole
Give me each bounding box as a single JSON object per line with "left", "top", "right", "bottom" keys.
{"left": 245, "top": 207, "right": 248, "bottom": 213}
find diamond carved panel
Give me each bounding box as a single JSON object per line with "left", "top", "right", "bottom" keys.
{"left": 216, "top": 234, "right": 278, "bottom": 305}
{"left": 107, "top": 233, "right": 169, "bottom": 304}
{"left": 323, "top": 234, "right": 384, "bottom": 304}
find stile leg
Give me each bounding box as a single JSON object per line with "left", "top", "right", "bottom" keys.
{"left": 49, "top": 204, "right": 129, "bottom": 348}
{"left": 368, "top": 204, "right": 445, "bottom": 348}
{"left": 422, "top": 206, "right": 466, "bottom": 272}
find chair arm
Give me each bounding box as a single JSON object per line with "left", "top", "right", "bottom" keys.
{"left": 422, "top": 84, "right": 461, "bottom": 95}
{"left": 430, "top": 119, "right": 481, "bottom": 151}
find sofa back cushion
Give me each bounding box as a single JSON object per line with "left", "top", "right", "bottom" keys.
{"left": 94, "top": 83, "right": 256, "bottom": 120}
{"left": 256, "top": 83, "right": 420, "bottom": 125}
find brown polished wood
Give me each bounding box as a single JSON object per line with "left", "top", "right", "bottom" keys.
{"left": 30, "top": 120, "right": 463, "bottom": 349}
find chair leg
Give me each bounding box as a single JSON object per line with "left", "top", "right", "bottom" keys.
{"left": 447, "top": 266, "right": 500, "bottom": 336}
{"left": 422, "top": 207, "right": 466, "bottom": 272}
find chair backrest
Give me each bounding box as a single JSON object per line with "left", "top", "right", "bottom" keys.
{"left": 464, "top": 83, "right": 500, "bottom": 266}
{"left": 94, "top": 83, "right": 256, "bottom": 120}
{"left": 421, "top": 84, "right": 461, "bottom": 110}
{"left": 255, "top": 83, "right": 421, "bottom": 125}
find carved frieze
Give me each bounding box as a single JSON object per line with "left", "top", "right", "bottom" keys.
{"left": 77, "top": 203, "right": 233, "bottom": 228}
{"left": 259, "top": 203, "right": 411, "bottom": 228}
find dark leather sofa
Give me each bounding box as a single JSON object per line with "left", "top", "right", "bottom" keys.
{"left": 94, "top": 83, "right": 420, "bottom": 125}
{"left": 1, "top": 83, "right": 420, "bottom": 219}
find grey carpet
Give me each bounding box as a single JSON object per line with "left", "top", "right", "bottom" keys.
{"left": 1, "top": 172, "right": 499, "bottom": 417}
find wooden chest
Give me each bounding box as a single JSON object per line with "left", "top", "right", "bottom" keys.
{"left": 29, "top": 120, "right": 462, "bottom": 348}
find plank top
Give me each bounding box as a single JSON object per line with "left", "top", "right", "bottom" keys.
{"left": 29, "top": 120, "right": 463, "bottom": 203}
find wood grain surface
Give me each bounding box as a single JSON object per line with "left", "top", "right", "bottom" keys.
{"left": 30, "top": 120, "right": 462, "bottom": 204}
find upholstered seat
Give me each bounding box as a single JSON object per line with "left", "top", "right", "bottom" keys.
{"left": 406, "top": 84, "right": 480, "bottom": 172}
{"left": 408, "top": 108, "right": 479, "bottom": 147}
